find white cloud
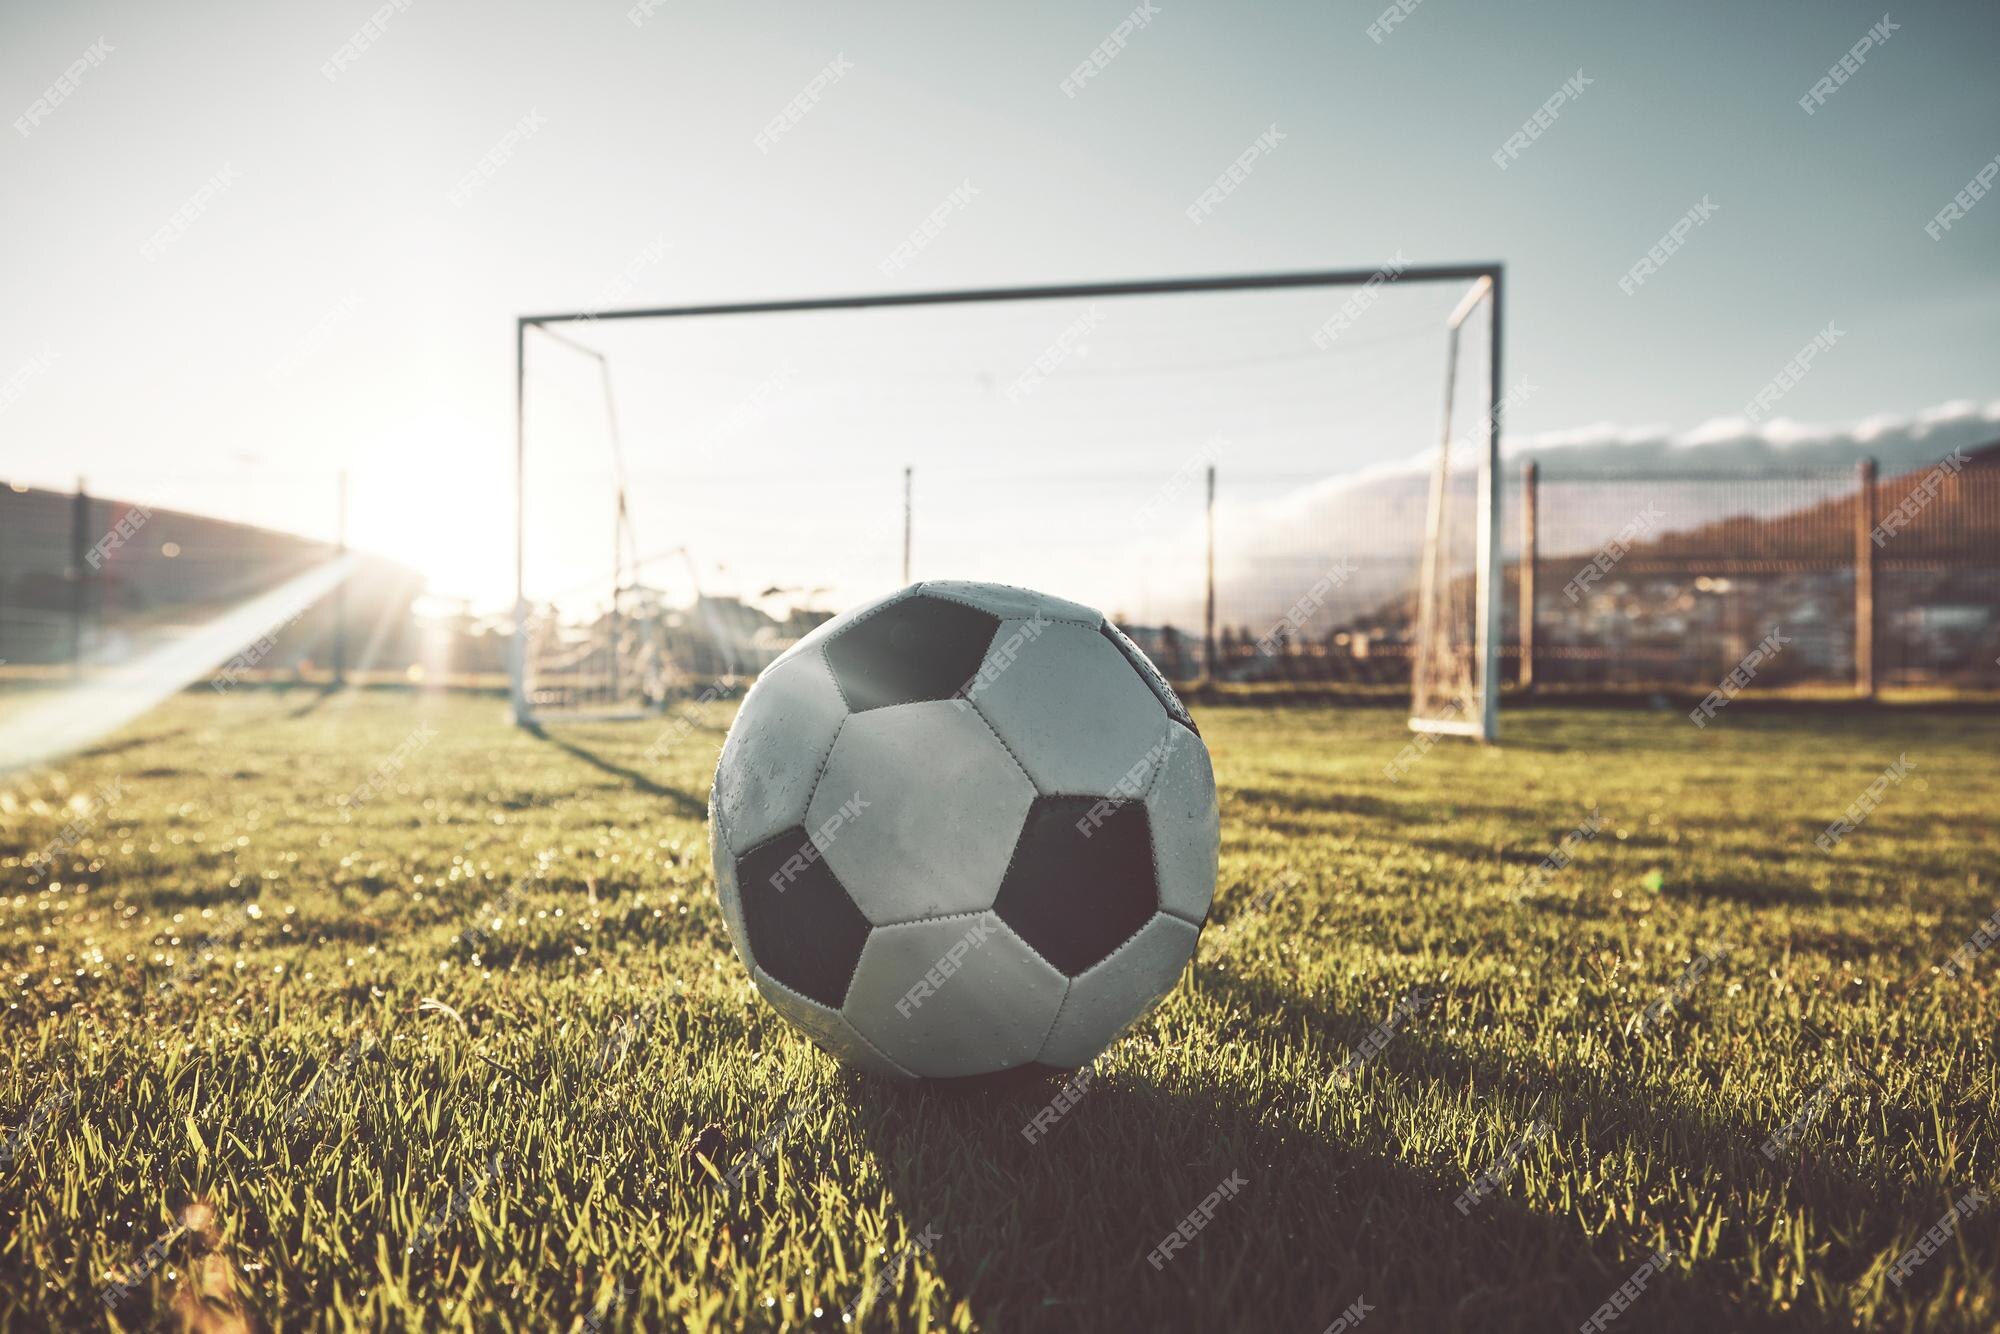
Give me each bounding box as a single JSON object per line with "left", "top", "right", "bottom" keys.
{"left": 1506, "top": 398, "right": 2000, "bottom": 471}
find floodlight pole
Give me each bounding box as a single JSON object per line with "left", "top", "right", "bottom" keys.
{"left": 902, "top": 466, "right": 913, "bottom": 585}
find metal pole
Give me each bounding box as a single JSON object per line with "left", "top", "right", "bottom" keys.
{"left": 902, "top": 466, "right": 913, "bottom": 585}
{"left": 1203, "top": 464, "right": 1217, "bottom": 684}
{"left": 607, "top": 493, "right": 621, "bottom": 707}
{"left": 1855, "top": 457, "right": 1876, "bottom": 698}
{"left": 69, "top": 477, "right": 88, "bottom": 680}
{"left": 1519, "top": 459, "right": 1537, "bottom": 692}
{"left": 519, "top": 263, "right": 1506, "bottom": 329}
{"left": 511, "top": 318, "right": 529, "bottom": 724}
{"left": 601, "top": 348, "right": 633, "bottom": 710}
{"left": 1479, "top": 269, "right": 1504, "bottom": 742}
{"left": 1413, "top": 331, "right": 1458, "bottom": 723}
{"left": 332, "top": 469, "right": 347, "bottom": 687}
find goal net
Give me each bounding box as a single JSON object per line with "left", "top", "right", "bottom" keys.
{"left": 513, "top": 268, "right": 1504, "bottom": 729}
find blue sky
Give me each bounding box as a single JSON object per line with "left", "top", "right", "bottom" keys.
{"left": 2, "top": 0, "right": 1996, "bottom": 608}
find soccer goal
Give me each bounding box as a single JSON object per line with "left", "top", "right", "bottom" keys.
{"left": 511, "top": 265, "right": 1505, "bottom": 733}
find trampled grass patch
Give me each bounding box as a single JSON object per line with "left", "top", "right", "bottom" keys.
{"left": 2, "top": 689, "right": 1996, "bottom": 1331}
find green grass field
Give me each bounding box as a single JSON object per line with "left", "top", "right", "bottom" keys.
{"left": 3, "top": 688, "right": 1997, "bottom": 1332}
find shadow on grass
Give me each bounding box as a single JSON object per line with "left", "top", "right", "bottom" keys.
{"left": 520, "top": 722, "right": 707, "bottom": 818}
{"left": 286, "top": 684, "right": 343, "bottom": 719}
{"left": 843, "top": 1063, "right": 1771, "bottom": 1334}
{"left": 76, "top": 726, "right": 192, "bottom": 761}
{"left": 1178, "top": 965, "right": 1970, "bottom": 1330}
{"left": 1228, "top": 784, "right": 1406, "bottom": 823}
{"left": 1405, "top": 834, "right": 1606, "bottom": 871}
{"left": 1666, "top": 874, "right": 1884, "bottom": 912}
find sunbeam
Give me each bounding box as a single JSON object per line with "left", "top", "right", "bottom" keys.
{"left": 0, "top": 555, "right": 356, "bottom": 776}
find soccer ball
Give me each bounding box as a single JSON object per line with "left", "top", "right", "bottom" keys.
{"left": 709, "top": 581, "right": 1217, "bottom": 1081}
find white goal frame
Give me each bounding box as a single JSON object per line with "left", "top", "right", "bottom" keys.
{"left": 1409, "top": 275, "right": 1503, "bottom": 743}
{"left": 511, "top": 264, "right": 1505, "bottom": 733}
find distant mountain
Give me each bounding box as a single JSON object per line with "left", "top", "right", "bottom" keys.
{"left": 1199, "top": 400, "right": 2000, "bottom": 634}
{"left": 1620, "top": 437, "right": 2000, "bottom": 574}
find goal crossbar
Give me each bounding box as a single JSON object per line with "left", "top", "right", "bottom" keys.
{"left": 512, "top": 263, "right": 1506, "bottom": 729}
{"left": 517, "top": 263, "right": 1504, "bottom": 328}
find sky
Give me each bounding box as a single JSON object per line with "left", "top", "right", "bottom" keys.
{"left": 3, "top": 0, "right": 1997, "bottom": 613}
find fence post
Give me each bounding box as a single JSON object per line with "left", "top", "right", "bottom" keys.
{"left": 1203, "top": 464, "right": 1217, "bottom": 685}
{"left": 69, "top": 477, "right": 90, "bottom": 680}
{"left": 1855, "top": 457, "right": 1876, "bottom": 698}
{"left": 1519, "top": 461, "right": 1537, "bottom": 691}
{"left": 332, "top": 469, "right": 348, "bottom": 687}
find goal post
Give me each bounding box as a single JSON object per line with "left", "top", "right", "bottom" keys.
{"left": 1410, "top": 273, "right": 1503, "bottom": 743}
{"left": 510, "top": 264, "right": 1506, "bottom": 731}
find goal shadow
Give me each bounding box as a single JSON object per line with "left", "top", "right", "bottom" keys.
{"left": 518, "top": 720, "right": 708, "bottom": 818}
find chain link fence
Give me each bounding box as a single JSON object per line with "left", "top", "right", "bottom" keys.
{"left": 1217, "top": 454, "right": 2000, "bottom": 693}
{"left": 6, "top": 449, "right": 1996, "bottom": 704}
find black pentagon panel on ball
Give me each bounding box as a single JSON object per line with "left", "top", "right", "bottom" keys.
{"left": 995, "top": 794, "right": 1160, "bottom": 976}
{"left": 736, "top": 830, "right": 873, "bottom": 1008}
{"left": 822, "top": 593, "right": 1000, "bottom": 713}
{"left": 1100, "top": 622, "right": 1198, "bottom": 736}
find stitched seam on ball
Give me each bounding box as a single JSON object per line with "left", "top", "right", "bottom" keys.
{"left": 947, "top": 596, "right": 1101, "bottom": 629}
{"left": 915, "top": 583, "right": 1102, "bottom": 629}
{"left": 758, "top": 969, "right": 918, "bottom": 1078}
{"left": 1142, "top": 726, "right": 1203, "bottom": 916}
{"left": 992, "top": 816, "right": 1035, "bottom": 927}
{"left": 709, "top": 801, "right": 747, "bottom": 954}
{"left": 812, "top": 588, "right": 915, "bottom": 706}
{"left": 1034, "top": 976, "right": 1075, "bottom": 1061}
{"left": 1138, "top": 730, "right": 1172, "bottom": 902}
{"left": 880, "top": 908, "right": 996, "bottom": 928}
{"left": 737, "top": 825, "right": 816, "bottom": 860}
{"left": 1109, "top": 621, "right": 1196, "bottom": 736}
{"left": 818, "top": 641, "right": 854, "bottom": 715}
{"left": 843, "top": 1021, "right": 918, "bottom": 1080}
{"left": 995, "top": 913, "right": 1065, "bottom": 977}
{"left": 1141, "top": 725, "right": 1175, "bottom": 801}
{"left": 799, "top": 710, "right": 848, "bottom": 829}
{"left": 873, "top": 907, "right": 995, "bottom": 930}
{"left": 1083, "top": 913, "right": 1181, "bottom": 980}
{"left": 965, "top": 698, "right": 1039, "bottom": 796}
{"left": 757, "top": 966, "right": 837, "bottom": 1016}
{"left": 868, "top": 909, "right": 1074, "bottom": 981}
